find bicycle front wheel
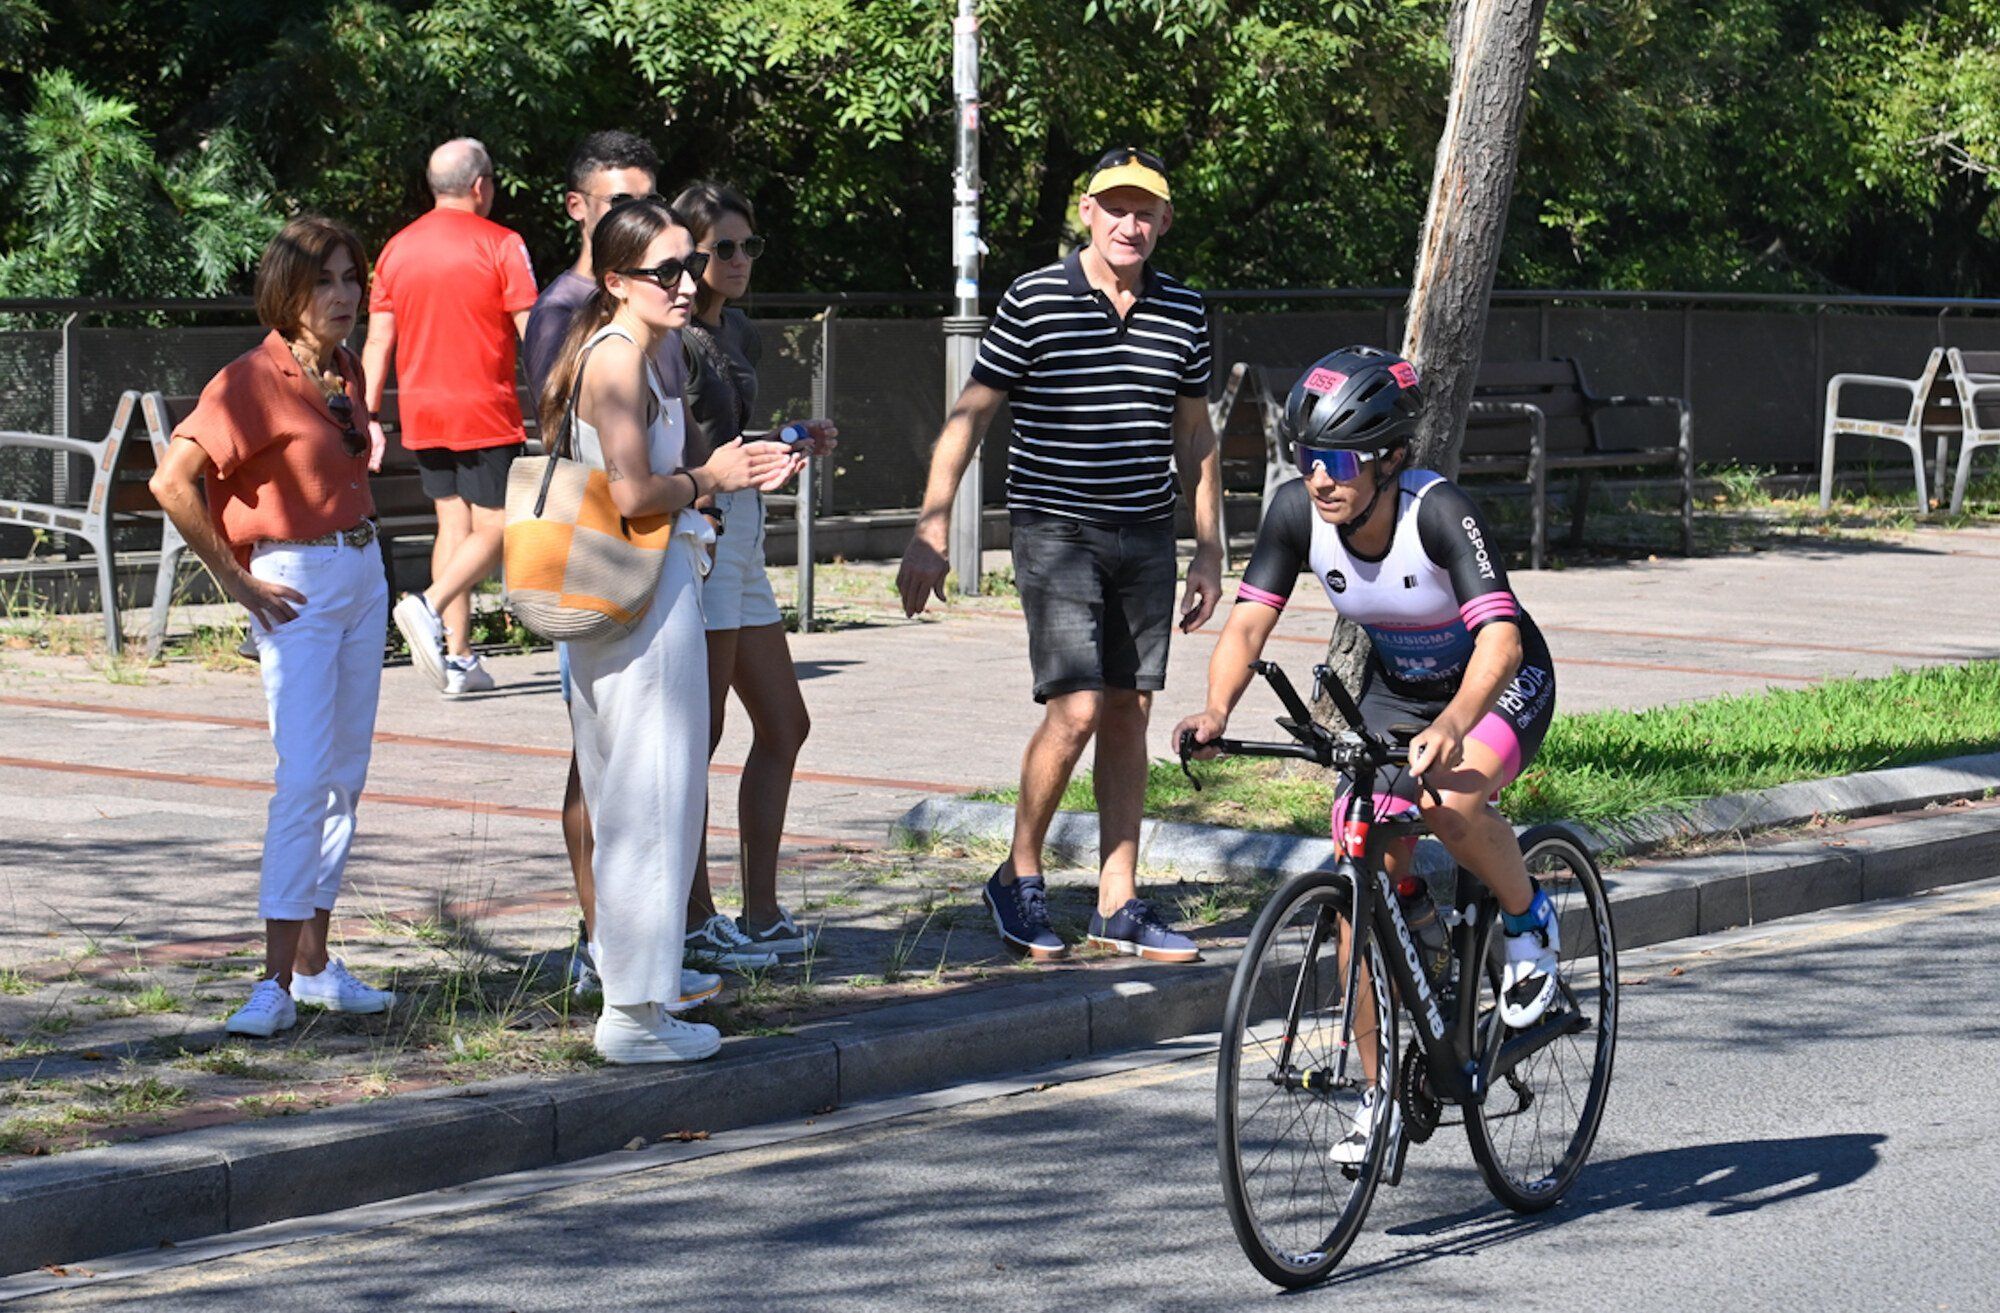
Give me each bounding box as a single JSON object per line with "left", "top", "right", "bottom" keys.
{"left": 1465, "top": 824, "right": 1619, "bottom": 1212}
{"left": 1217, "top": 870, "right": 1397, "bottom": 1288}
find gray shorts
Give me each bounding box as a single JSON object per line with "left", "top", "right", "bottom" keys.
{"left": 1010, "top": 512, "right": 1178, "bottom": 704}
{"left": 415, "top": 443, "right": 523, "bottom": 511}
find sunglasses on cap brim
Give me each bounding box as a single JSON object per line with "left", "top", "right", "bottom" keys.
{"left": 1294, "top": 445, "right": 1390, "bottom": 481}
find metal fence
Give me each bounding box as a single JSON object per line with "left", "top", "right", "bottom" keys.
{"left": 6, "top": 288, "right": 1999, "bottom": 559}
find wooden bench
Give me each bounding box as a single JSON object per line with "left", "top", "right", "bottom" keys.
{"left": 1463, "top": 359, "right": 1693, "bottom": 569}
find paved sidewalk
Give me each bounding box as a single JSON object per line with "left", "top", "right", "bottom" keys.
{"left": 0, "top": 521, "right": 1996, "bottom": 1158}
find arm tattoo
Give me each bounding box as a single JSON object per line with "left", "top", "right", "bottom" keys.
{"left": 604, "top": 456, "right": 624, "bottom": 483}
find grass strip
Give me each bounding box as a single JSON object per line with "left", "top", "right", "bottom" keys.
{"left": 972, "top": 662, "right": 2000, "bottom": 836}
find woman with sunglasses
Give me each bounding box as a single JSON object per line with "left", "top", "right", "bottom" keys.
{"left": 150, "top": 216, "right": 398, "bottom": 1039}
{"left": 1173, "top": 346, "right": 1563, "bottom": 1151}
{"left": 669, "top": 182, "right": 836, "bottom": 967}
{"left": 537, "top": 198, "right": 801, "bottom": 1063}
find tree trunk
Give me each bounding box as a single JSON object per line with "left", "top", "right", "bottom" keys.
{"left": 1312, "top": 0, "right": 1549, "bottom": 727}
{"left": 1402, "top": 0, "right": 1550, "bottom": 477}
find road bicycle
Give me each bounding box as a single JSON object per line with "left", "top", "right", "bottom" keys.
{"left": 1180, "top": 660, "right": 1619, "bottom": 1289}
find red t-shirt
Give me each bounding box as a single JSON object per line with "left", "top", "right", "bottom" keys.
{"left": 369, "top": 207, "right": 538, "bottom": 451}
{"left": 174, "top": 333, "right": 377, "bottom": 566}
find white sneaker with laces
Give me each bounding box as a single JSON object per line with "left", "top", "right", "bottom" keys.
{"left": 290, "top": 958, "right": 396, "bottom": 1014}
{"left": 226, "top": 978, "right": 297, "bottom": 1038}
{"left": 1499, "top": 890, "right": 1561, "bottom": 1029}
{"left": 443, "top": 653, "right": 496, "bottom": 697}
{"left": 736, "top": 906, "right": 812, "bottom": 956}
{"left": 685, "top": 913, "right": 780, "bottom": 970}
{"left": 392, "top": 593, "right": 450, "bottom": 691}
{"left": 1329, "top": 1085, "right": 1400, "bottom": 1166}
{"left": 594, "top": 1004, "right": 721, "bottom": 1065}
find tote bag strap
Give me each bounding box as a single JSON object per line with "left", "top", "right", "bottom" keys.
{"left": 531, "top": 336, "right": 610, "bottom": 518}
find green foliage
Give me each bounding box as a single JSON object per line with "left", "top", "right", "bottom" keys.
{"left": 8, "top": 1, "right": 2000, "bottom": 299}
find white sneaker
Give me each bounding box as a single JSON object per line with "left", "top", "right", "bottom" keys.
{"left": 1330, "top": 1085, "right": 1400, "bottom": 1166}
{"left": 393, "top": 593, "right": 450, "bottom": 691}
{"left": 443, "top": 653, "right": 496, "bottom": 697}
{"left": 290, "top": 958, "right": 396, "bottom": 1014}
{"left": 1500, "top": 889, "right": 1561, "bottom": 1029}
{"left": 225, "top": 978, "right": 297, "bottom": 1038}
{"left": 593, "top": 1004, "right": 721, "bottom": 1064}
{"left": 685, "top": 913, "right": 780, "bottom": 970}
{"left": 736, "top": 906, "right": 813, "bottom": 956}
{"left": 666, "top": 969, "right": 723, "bottom": 1013}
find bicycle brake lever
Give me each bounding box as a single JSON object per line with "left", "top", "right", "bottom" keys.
{"left": 1177, "top": 728, "right": 1204, "bottom": 792}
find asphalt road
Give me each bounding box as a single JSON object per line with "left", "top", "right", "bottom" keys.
{"left": 18, "top": 879, "right": 2000, "bottom": 1312}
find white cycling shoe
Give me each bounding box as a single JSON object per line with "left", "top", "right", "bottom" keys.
{"left": 1330, "top": 1085, "right": 1400, "bottom": 1167}
{"left": 1499, "top": 888, "right": 1561, "bottom": 1029}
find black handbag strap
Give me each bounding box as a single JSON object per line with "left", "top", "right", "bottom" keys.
{"left": 532, "top": 336, "right": 607, "bottom": 518}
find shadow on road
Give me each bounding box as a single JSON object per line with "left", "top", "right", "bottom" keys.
{"left": 1305, "top": 1133, "right": 1887, "bottom": 1292}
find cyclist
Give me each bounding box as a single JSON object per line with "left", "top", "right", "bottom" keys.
{"left": 1172, "top": 345, "right": 1560, "bottom": 1160}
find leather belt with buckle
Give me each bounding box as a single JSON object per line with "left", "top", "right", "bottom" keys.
{"left": 270, "top": 520, "right": 377, "bottom": 549}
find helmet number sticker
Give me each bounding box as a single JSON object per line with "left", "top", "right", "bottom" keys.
{"left": 1304, "top": 367, "right": 1347, "bottom": 395}
{"left": 1389, "top": 361, "right": 1419, "bottom": 389}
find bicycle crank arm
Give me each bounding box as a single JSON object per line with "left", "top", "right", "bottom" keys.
{"left": 1488, "top": 1007, "right": 1591, "bottom": 1085}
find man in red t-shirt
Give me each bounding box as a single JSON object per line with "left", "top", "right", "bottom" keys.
{"left": 364, "top": 137, "right": 539, "bottom": 696}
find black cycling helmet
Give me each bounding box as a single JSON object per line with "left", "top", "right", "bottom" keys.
{"left": 1281, "top": 345, "right": 1424, "bottom": 456}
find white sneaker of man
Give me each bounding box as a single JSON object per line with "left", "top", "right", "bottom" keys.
{"left": 290, "top": 958, "right": 396, "bottom": 1014}
{"left": 685, "top": 913, "right": 780, "bottom": 970}
{"left": 392, "top": 593, "right": 449, "bottom": 692}
{"left": 593, "top": 1004, "right": 721, "bottom": 1065}
{"left": 443, "top": 653, "right": 496, "bottom": 697}
{"left": 666, "top": 969, "right": 723, "bottom": 1012}
{"left": 225, "top": 978, "right": 297, "bottom": 1038}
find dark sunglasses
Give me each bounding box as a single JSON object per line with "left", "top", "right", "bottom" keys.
{"left": 708, "top": 235, "right": 766, "bottom": 262}
{"left": 1095, "top": 146, "right": 1167, "bottom": 173}
{"left": 594, "top": 190, "right": 663, "bottom": 207}
{"left": 1293, "top": 444, "right": 1386, "bottom": 482}
{"left": 617, "top": 251, "right": 712, "bottom": 288}
{"left": 327, "top": 394, "right": 366, "bottom": 459}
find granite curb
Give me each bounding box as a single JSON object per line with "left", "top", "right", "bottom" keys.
{"left": 891, "top": 749, "right": 2000, "bottom": 880}
{"left": 9, "top": 800, "right": 2000, "bottom": 1275}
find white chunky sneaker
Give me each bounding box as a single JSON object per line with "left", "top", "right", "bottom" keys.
{"left": 225, "top": 978, "right": 297, "bottom": 1038}
{"left": 392, "top": 593, "right": 449, "bottom": 691}
{"left": 594, "top": 1004, "right": 721, "bottom": 1065}
{"left": 1500, "top": 887, "right": 1561, "bottom": 1029}
{"left": 1329, "top": 1085, "right": 1400, "bottom": 1167}
{"left": 685, "top": 913, "right": 779, "bottom": 971}
{"left": 443, "top": 653, "right": 496, "bottom": 697}
{"left": 290, "top": 958, "right": 396, "bottom": 1014}
{"left": 736, "top": 906, "right": 813, "bottom": 956}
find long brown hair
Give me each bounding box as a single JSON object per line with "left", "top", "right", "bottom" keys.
{"left": 670, "top": 181, "right": 754, "bottom": 321}
{"left": 537, "top": 198, "right": 687, "bottom": 443}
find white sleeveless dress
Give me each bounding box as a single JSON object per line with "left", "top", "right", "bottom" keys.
{"left": 566, "top": 323, "right": 714, "bottom": 1008}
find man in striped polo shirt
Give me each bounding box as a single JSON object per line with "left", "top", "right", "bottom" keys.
{"left": 898, "top": 146, "right": 1224, "bottom": 965}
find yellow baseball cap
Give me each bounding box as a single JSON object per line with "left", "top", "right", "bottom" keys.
{"left": 1086, "top": 147, "right": 1171, "bottom": 201}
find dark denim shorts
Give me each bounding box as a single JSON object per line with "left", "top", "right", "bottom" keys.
{"left": 1010, "top": 512, "right": 1178, "bottom": 704}
{"left": 415, "top": 442, "right": 524, "bottom": 511}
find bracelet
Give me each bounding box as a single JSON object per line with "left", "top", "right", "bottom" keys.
{"left": 678, "top": 468, "right": 702, "bottom": 504}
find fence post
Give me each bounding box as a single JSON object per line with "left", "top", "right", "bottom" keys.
{"left": 799, "top": 309, "right": 836, "bottom": 634}
{"left": 52, "top": 312, "right": 81, "bottom": 507}
{"left": 1681, "top": 305, "right": 1695, "bottom": 460}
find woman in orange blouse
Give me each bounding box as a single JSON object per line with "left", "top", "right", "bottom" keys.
{"left": 151, "top": 216, "right": 399, "bottom": 1039}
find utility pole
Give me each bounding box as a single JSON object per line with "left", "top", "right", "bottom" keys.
{"left": 944, "top": 0, "right": 987, "bottom": 593}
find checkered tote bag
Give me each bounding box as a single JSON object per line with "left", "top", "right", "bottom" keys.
{"left": 503, "top": 339, "right": 674, "bottom": 641}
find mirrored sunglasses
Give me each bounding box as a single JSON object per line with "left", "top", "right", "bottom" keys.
{"left": 1294, "top": 445, "right": 1385, "bottom": 482}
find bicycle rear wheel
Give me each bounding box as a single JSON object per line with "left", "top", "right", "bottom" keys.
{"left": 1217, "top": 870, "right": 1397, "bottom": 1288}
{"left": 1465, "top": 824, "right": 1619, "bottom": 1212}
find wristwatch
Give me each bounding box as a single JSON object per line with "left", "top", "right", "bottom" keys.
{"left": 699, "top": 502, "right": 726, "bottom": 536}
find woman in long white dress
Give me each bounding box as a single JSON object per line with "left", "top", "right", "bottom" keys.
{"left": 536, "top": 199, "right": 800, "bottom": 1063}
